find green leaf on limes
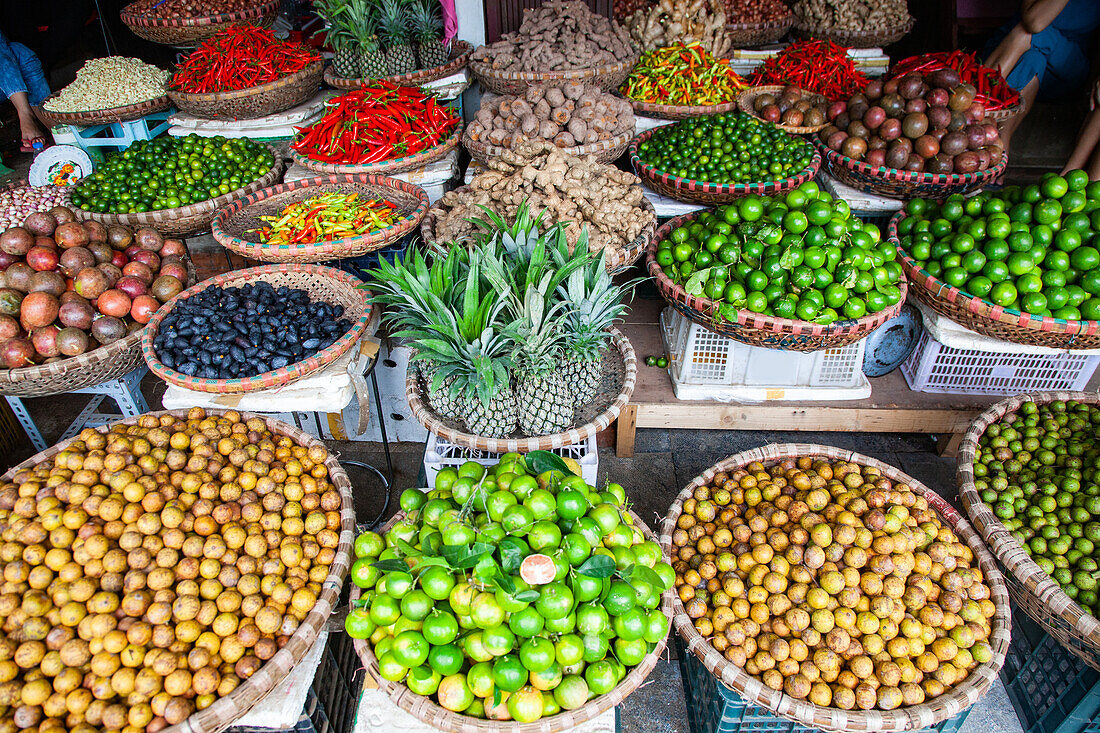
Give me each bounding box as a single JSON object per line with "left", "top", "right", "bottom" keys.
{"left": 685, "top": 267, "right": 712, "bottom": 297}
{"left": 526, "top": 450, "right": 571, "bottom": 477}
{"left": 576, "top": 555, "right": 616, "bottom": 578}
{"left": 499, "top": 537, "right": 526, "bottom": 574}
{"left": 371, "top": 559, "right": 409, "bottom": 573}
{"left": 442, "top": 542, "right": 494, "bottom": 569}
{"left": 515, "top": 589, "right": 541, "bottom": 602}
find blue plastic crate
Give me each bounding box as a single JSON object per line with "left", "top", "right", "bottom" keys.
{"left": 1000, "top": 607, "right": 1100, "bottom": 733}
{"left": 676, "top": 637, "right": 972, "bottom": 733}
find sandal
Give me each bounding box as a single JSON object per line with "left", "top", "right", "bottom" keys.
{"left": 20, "top": 137, "right": 48, "bottom": 153}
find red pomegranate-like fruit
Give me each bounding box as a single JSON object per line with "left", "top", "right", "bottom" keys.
{"left": 74, "top": 267, "right": 109, "bottom": 300}
{"left": 130, "top": 295, "right": 160, "bottom": 324}
{"left": 25, "top": 245, "right": 59, "bottom": 273}
{"left": 115, "top": 276, "right": 148, "bottom": 300}
{"left": 0, "top": 337, "right": 35, "bottom": 368}
{"left": 96, "top": 289, "right": 131, "bottom": 318}
{"left": 19, "top": 292, "right": 60, "bottom": 329}
{"left": 54, "top": 222, "right": 89, "bottom": 249}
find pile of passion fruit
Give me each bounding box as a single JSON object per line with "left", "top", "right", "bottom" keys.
{"left": 669, "top": 456, "right": 996, "bottom": 712}
{"left": 0, "top": 408, "right": 344, "bottom": 733}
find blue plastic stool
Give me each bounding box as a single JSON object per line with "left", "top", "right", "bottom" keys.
{"left": 52, "top": 109, "right": 174, "bottom": 155}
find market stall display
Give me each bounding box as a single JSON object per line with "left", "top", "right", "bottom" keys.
{"left": 739, "top": 85, "right": 829, "bottom": 133}
{"left": 465, "top": 83, "right": 634, "bottom": 164}
{"left": 469, "top": 0, "right": 638, "bottom": 94}
{"left": 625, "top": 0, "right": 730, "bottom": 57}
{"left": 212, "top": 175, "right": 429, "bottom": 263}
{"left": 890, "top": 51, "right": 1023, "bottom": 123}
{"left": 36, "top": 57, "right": 170, "bottom": 128}
{"left": 724, "top": 0, "right": 794, "bottom": 46}
{"left": 748, "top": 40, "right": 869, "bottom": 100}
{"left": 0, "top": 183, "right": 70, "bottom": 231}
{"left": 120, "top": 0, "right": 280, "bottom": 46}
{"left": 662, "top": 444, "right": 1010, "bottom": 728}
{"left": 792, "top": 0, "right": 913, "bottom": 48}
{"left": 0, "top": 406, "right": 354, "bottom": 733}
{"left": 619, "top": 44, "right": 748, "bottom": 120}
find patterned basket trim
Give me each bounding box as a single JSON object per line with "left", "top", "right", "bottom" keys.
{"left": 817, "top": 140, "right": 1007, "bottom": 187}
{"left": 291, "top": 121, "right": 463, "bottom": 175}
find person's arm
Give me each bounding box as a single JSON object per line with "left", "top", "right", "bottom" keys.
{"left": 1020, "top": 0, "right": 1071, "bottom": 34}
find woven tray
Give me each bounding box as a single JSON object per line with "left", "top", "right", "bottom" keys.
{"left": 406, "top": 328, "right": 636, "bottom": 453}
{"left": 624, "top": 94, "right": 742, "bottom": 121}
{"left": 324, "top": 40, "right": 473, "bottom": 88}
{"left": 169, "top": 59, "right": 323, "bottom": 120}
{"left": 120, "top": 0, "right": 279, "bottom": 45}
{"left": 464, "top": 128, "right": 632, "bottom": 165}
{"left": 958, "top": 392, "right": 1100, "bottom": 671}
{"left": 792, "top": 16, "right": 914, "bottom": 47}
{"left": 660, "top": 443, "right": 1012, "bottom": 733}
{"left": 142, "top": 263, "right": 374, "bottom": 393}
{"left": 469, "top": 54, "right": 639, "bottom": 95}
{"left": 738, "top": 85, "right": 829, "bottom": 134}
{"left": 725, "top": 14, "right": 794, "bottom": 46}
{"left": 630, "top": 127, "right": 821, "bottom": 204}
{"left": 816, "top": 141, "right": 1005, "bottom": 200}
{"left": 888, "top": 211, "right": 1100, "bottom": 349}
{"left": 352, "top": 505, "right": 670, "bottom": 732}
{"left": 211, "top": 174, "right": 429, "bottom": 263}
{"left": 648, "top": 211, "right": 904, "bottom": 350}
{"left": 291, "top": 121, "right": 462, "bottom": 176}
{"left": 70, "top": 143, "right": 284, "bottom": 238}
{"left": 34, "top": 93, "right": 170, "bottom": 128}
{"left": 986, "top": 99, "right": 1024, "bottom": 124}
{"left": 1, "top": 407, "right": 354, "bottom": 733}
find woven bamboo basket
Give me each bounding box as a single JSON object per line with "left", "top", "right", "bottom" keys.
{"left": 464, "top": 125, "right": 632, "bottom": 165}
{"left": 738, "top": 85, "right": 829, "bottom": 134}
{"left": 816, "top": 141, "right": 1006, "bottom": 200}
{"left": 888, "top": 211, "right": 1100, "bottom": 349}
{"left": 647, "top": 212, "right": 905, "bottom": 350}
{"left": 1, "top": 407, "right": 354, "bottom": 733}
{"left": 351, "top": 506, "right": 671, "bottom": 732}
{"left": 630, "top": 127, "right": 821, "bottom": 205}
{"left": 661, "top": 443, "right": 1012, "bottom": 733}
{"left": 986, "top": 99, "right": 1024, "bottom": 124}
{"left": 406, "top": 328, "right": 636, "bottom": 454}
{"left": 420, "top": 196, "right": 656, "bottom": 275}
{"left": 324, "top": 40, "right": 474, "bottom": 88}
{"left": 291, "top": 121, "right": 462, "bottom": 176}
{"left": 958, "top": 392, "right": 1100, "bottom": 671}
{"left": 211, "top": 174, "right": 429, "bottom": 263}
{"left": 168, "top": 59, "right": 323, "bottom": 120}
{"left": 792, "top": 16, "right": 914, "bottom": 47}
{"left": 70, "top": 144, "right": 283, "bottom": 238}
{"left": 623, "top": 95, "right": 742, "bottom": 121}
{"left": 34, "top": 93, "right": 170, "bottom": 128}
{"left": 120, "top": 0, "right": 279, "bottom": 46}
{"left": 725, "top": 15, "right": 794, "bottom": 46}
{"left": 142, "top": 263, "right": 374, "bottom": 394}
{"left": 469, "top": 55, "right": 639, "bottom": 95}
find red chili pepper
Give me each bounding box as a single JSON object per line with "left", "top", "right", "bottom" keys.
{"left": 170, "top": 25, "right": 319, "bottom": 93}
{"left": 749, "top": 40, "right": 868, "bottom": 99}
{"left": 889, "top": 51, "right": 1019, "bottom": 110}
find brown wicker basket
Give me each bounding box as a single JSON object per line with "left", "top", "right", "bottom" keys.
{"left": 1, "top": 407, "right": 354, "bottom": 733}
{"left": 738, "top": 85, "right": 829, "bottom": 134}
{"left": 986, "top": 99, "right": 1024, "bottom": 124}
{"left": 648, "top": 211, "right": 906, "bottom": 350}
{"left": 661, "top": 443, "right": 1012, "bottom": 733}
{"left": 406, "top": 328, "right": 636, "bottom": 453}
{"left": 624, "top": 95, "right": 742, "bottom": 121}
{"left": 168, "top": 59, "right": 323, "bottom": 120}
{"left": 464, "top": 128, "right": 632, "bottom": 166}
{"left": 630, "top": 126, "right": 821, "bottom": 205}
{"left": 959, "top": 392, "right": 1100, "bottom": 671}
{"left": 469, "top": 54, "right": 639, "bottom": 95}
{"left": 324, "top": 40, "right": 474, "bottom": 88}
{"left": 725, "top": 14, "right": 794, "bottom": 46}
{"left": 352, "top": 505, "right": 671, "bottom": 732}
{"left": 211, "top": 174, "right": 429, "bottom": 263}
{"left": 120, "top": 0, "right": 279, "bottom": 46}
{"left": 142, "top": 264, "right": 374, "bottom": 394}
{"left": 70, "top": 144, "right": 284, "bottom": 238}
{"left": 291, "top": 121, "right": 462, "bottom": 176}
{"left": 34, "top": 93, "right": 170, "bottom": 128}
{"left": 792, "top": 16, "right": 915, "bottom": 47}
{"left": 888, "top": 211, "right": 1100, "bottom": 349}
{"left": 817, "top": 141, "right": 1006, "bottom": 200}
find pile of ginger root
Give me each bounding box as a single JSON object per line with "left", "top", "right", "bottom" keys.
{"left": 627, "top": 0, "right": 731, "bottom": 56}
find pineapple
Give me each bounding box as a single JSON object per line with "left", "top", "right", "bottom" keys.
{"left": 513, "top": 280, "right": 574, "bottom": 437}
{"left": 379, "top": 0, "right": 417, "bottom": 75}
{"left": 316, "top": 0, "right": 360, "bottom": 78}
{"left": 410, "top": 0, "right": 448, "bottom": 70}
{"left": 350, "top": 1, "right": 387, "bottom": 79}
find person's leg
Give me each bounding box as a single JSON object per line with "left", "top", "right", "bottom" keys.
{"left": 986, "top": 23, "right": 1034, "bottom": 79}
{"left": 1000, "top": 76, "right": 1041, "bottom": 152}
{"left": 1064, "top": 108, "right": 1100, "bottom": 174}
{"left": 1087, "top": 143, "right": 1100, "bottom": 180}
{"left": 0, "top": 32, "right": 46, "bottom": 146}
{"left": 10, "top": 42, "right": 48, "bottom": 106}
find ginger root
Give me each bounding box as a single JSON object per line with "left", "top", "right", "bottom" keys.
{"left": 627, "top": 0, "right": 730, "bottom": 55}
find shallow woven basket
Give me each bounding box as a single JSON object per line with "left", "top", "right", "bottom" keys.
{"left": 168, "top": 59, "right": 323, "bottom": 120}
{"left": 738, "top": 85, "right": 829, "bottom": 134}
{"left": 464, "top": 128, "right": 632, "bottom": 166}
{"left": 1, "top": 407, "right": 354, "bottom": 733}
{"left": 469, "top": 54, "right": 639, "bottom": 95}
{"left": 142, "top": 263, "right": 374, "bottom": 393}
{"left": 406, "top": 328, "right": 636, "bottom": 453}
{"left": 986, "top": 99, "right": 1024, "bottom": 124}
{"left": 211, "top": 174, "right": 429, "bottom": 263}
{"left": 726, "top": 14, "right": 794, "bottom": 46}
{"left": 661, "top": 443, "right": 1012, "bottom": 733}
{"left": 792, "top": 16, "right": 914, "bottom": 47}
{"left": 888, "top": 211, "right": 1100, "bottom": 349}
{"left": 420, "top": 196, "right": 656, "bottom": 275}
{"left": 816, "top": 141, "right": 1006, "bottom": 200}
{"left": 351, "top": 506, "right": 671, "bottom": 732}
{"left": 291, "top": 121, "right": 462, "bottom": 176}
{"left": 34, "top": 93, "right": 170, "bottom": 128}
{"left": 120, "top": 0, "right": 279, "bottom": 45}
{"left": 324, "top": 40, "right": 473, "bottom": 88}
{"left": 629, "top": 126, "right": 821, "bottom": 205}
{"left": 647, "top": 212, "right": 905, "bottom": 350}
{"left": 623, "top": 94, "right": 742, "bottom": 121}
{"left": 959, "top": 392, "right": 1100, "bottom": 671}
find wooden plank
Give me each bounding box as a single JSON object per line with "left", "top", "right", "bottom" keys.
{"left": 633, "top": 403, "right": 979, "bottom": 433}
{"left": 616, "top": 405, "right": 638, "bottom": 458}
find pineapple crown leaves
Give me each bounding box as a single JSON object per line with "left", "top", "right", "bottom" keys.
{"left": 511, "top": 275, "right": 570, "bottom": 377}
{"left": 558, "top": 249, "right": 638, "bottom": 358}
{"left": 409, "top": 0, "right": 443, "bottom": 42}
{"left": 377, "top": 0, "right": 412, "bottom": 44}
{"left": 346, "top": 0, "right": 382, "bottom": 50}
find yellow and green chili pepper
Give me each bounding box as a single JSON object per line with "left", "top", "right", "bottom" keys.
{"left": 256, "top": 192, "right": 398, "bottom": 245}
{"left": 620, "top": 43, "right": 747, "bottom": 107}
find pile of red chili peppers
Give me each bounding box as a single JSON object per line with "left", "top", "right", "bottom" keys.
{"left": 749, "top": 40, "right": 868, "bottom": 99}
{"left": 170, "top": 26, "right": 319, "bottom": 93}
{"left": 890, "top": 51, "right": 1021, "bottom": 110}
{"left": 291, "top": 82, "right": 460, "bottom": 165}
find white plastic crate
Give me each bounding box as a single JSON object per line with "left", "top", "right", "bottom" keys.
{"left": 660, "top": 309, "right": 872, "bottom": 401}
{"left": 423, "top": 433, "right": 599, "bottom": 487}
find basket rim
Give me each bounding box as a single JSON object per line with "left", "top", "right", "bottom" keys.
{"left": 659, "top": 442, "right": 1012, "bottom": 733}
{"left": 957, "top": 392, "right": 1100, "bottom": 649}
{"left": 120, "top": 0, "right": 280, "bottom": 28}
{"left": 405, "top": 328, "right": 637, "bottom": 453}
{"left": 646, "top": 210, "right": 906, "bottom": 338}
{"left": 210, "top": 173, "right": 430, "bottom": 261}
{"left": 816, "top": 139, "right": 1008, "bottom": 188}
{"left": 725, "top": 11, "right": 794, "bottom": 30}
{"left": 290, "top": 119, "right": 462, "bottom": 175}
{"left": 141, "top": 263, "right": 375, "bottom": 393}
{"left": 0, "top": 406, "right": 354, "bottom": 733}
{"left": 462, "top": 128, "right": 633, "bottom": 162}
{"left": 37, "top": 92, "right": 170, "bottom": 126}
{"left": 468, "top": 53, "right": 639, "bottom": 84}
{"left": 351, "top": 506, "right": 671, "bottom": 731}
{"left": 738, "top": 85, "right": 829, "bottom": 134}
{"left": 791, "top": 15, "right": 914, "bottom": 44}
{"left": 323, "top": 39, "right": 473, "bottom": 88}
{"left": 887, "top": 209, "right": 1100, "bottom": 337}
{"left": 167, "top": 57, "right": 323, "bottom": 101}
